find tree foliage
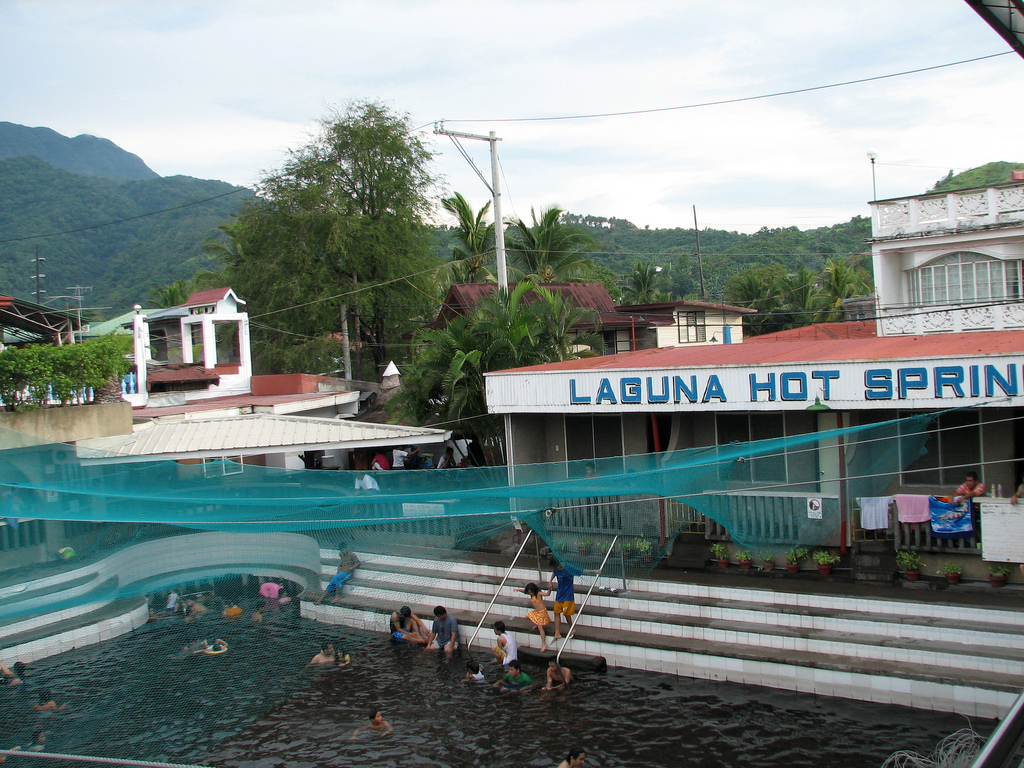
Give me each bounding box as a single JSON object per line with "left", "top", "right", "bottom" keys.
{"left": 441, "top": 192, "right": 494, "bottom": 283}
{"left": 214, "top": 101, "right": 438, "bottom": 377}
{"left": 395, "top": 282, "right": 599, "bottom": 446}
{"left": 506, "top": 206, "right": 599, "bottom": 283}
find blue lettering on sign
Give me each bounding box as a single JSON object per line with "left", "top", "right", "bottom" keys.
{"left": 811, "top": 370, "right": 840, "bottom": 399}
{"left": 780, "top": 372, "right": 807, "bottom": 401}
{"left": 647, "top": 376, "right": 669, "bottom": 403}
{"left": 704, "top": 376, "right": 727, "bottom": 402}
{"left": 595, "top": 378, "right": 617, "bottom": 404}
{"left": 898, "top": 368, "right": 928, "bottom": 399}
{"left": 569, "top": 379, "right": 591, "bottom": 404}
{"left": 749, "top": 373, "right": 776, "bottom": 401}
{"left": 933, "top": 366, "right": 965, "bottom": 398}
{"left": 970, "top": 365, "right": 980, "bottom": 397}
{"left": 673, "top": 375, "right": 698, "bottom": 403}
{"left": 621, "top": 377, "right": 642, "bottom": 404}
{"left": 865, "top": 369, "right": 892, "bottom": 400}
{"left": 985, "top": 364, "right": 1018, "bottom": 397}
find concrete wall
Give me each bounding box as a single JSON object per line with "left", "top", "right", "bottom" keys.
{"left": 0, "top": 402, "right": 132, "bottom": 444}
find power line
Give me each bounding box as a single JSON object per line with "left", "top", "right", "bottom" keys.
{"left": 439, "top": 52, "right": 1013, "bottom": 124}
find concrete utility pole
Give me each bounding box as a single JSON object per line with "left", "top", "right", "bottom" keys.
{"left": 434, "top": 123, "right": 508, "bottom": 291}
{"left": 693, "top": 206, "right": 706, "bottom": 301}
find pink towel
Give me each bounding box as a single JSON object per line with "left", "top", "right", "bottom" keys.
{"left": 895, "top": 494, "right": 931, "bottom": 523}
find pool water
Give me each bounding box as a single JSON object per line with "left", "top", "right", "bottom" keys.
{"left": 1, "top": 600, "right": 989, "bottom": 768}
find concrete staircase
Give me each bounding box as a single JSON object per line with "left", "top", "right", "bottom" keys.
{"left": 302, "top": 547, "right": 1024, "bottom": 719}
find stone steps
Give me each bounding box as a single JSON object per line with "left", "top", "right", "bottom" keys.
{"left": 301, "top": 548, "right": 1024, "bottom": 717}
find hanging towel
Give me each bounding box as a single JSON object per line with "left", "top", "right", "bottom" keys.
{"left": 857, "top": 496, "right": 892, "bottom": 530}
{"left": 930, "top": 497, "right": 974, "bottom": 539}
{"left": 895, "top": 494, "right": 931, "bottom": 523}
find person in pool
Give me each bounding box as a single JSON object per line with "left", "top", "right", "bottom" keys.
{"left": 557, "top": 747, "right": 586, "bottom": 768}
{"left": 33, "top": 689, "right": 65, "bottom": 712}
{"left": 350, "top": 708, "right": 392, "bottom": 739}
{"left": 465, "top": 661, "right": 486, "bottom": 683}
{"left": 390, "top": 606, "right": 429, "bottom": 644}
{"left": 543, "top": 659, "right": 574, "bottom": 690}
{"left": 310, "top": 642, "right": 337, "bottom": 664}
{"left": 493, "top": 660, "right": 533, "bottom": 693}
{"left": 0, "top": 662, "right": 24, "bottom": 687}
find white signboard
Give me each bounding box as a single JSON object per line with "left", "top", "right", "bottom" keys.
{"left": 807, "top": 498, "right": 823, "bottom": 519}
{"left": 980, "top": 501, "right": 1024, "bottom": 562}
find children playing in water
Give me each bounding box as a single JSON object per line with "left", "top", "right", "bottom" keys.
{"left": 557, "top": 747, "right": 586, "bottom": 768}
{"left": 465, "top": 661, "right": 486, "bottom": 683}
{"left": 519, "top": 582, "right": 552, "bottom": 651}
{"left": 33, "top": 689, "right": 65, "bottom": 711}
{"left": 0, "top": 661, "right": 24, "bottom": 687}
{"left": 493, "top": 660, "right": 533, "bottom": 693}
{"left": 491, "top": 620, "right": 518, "bottom": 666}
{"left": 350, "top": 708, "right": 392, "bottom": 739}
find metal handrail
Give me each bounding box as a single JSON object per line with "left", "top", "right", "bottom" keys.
{"left": 969, "top": 688, "right": 1024, "bottom": 768}
{"left": 556, "top": 533, "right": 618, "bottom": 665}
{"left": 466, "top": 529, "right": 533, "bottom": 650}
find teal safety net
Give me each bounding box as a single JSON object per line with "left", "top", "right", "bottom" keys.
{"left": 0, "top": 410, "right": 936, "bottom": 624}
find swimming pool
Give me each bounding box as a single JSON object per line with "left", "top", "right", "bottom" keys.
{"left": 0, "top": 587, "right": 987, "bottom": 768}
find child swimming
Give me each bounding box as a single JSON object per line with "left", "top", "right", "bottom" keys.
{"left": 465, "top": 661, "right": 486, "bottom": 683}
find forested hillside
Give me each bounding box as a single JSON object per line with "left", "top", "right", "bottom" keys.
{"left": 0, "top": 155, "right": 249, "bottom": 316}
{"left": 0, "top": 121, "right": 158, "bottom": 180}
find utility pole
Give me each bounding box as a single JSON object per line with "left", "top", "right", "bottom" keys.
{"left": 434, "top": 123, "right": 508, "bottom": 291}
{"left": 867, "top": 152, "right": 878, "bottom": 200}
{"left": 693, "top": 206, "right": 706, "bottom": 301}
{"left": 52, "top": 286, "right": 92, "bottom": 343}
{"left": 31, "top": 245, "right": 45, "bottom": 302}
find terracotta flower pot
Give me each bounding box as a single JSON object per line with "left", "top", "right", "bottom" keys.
{"left": 817, "top": 564, "right": 833, "bottom": 576}
{"left": 990, "top": 575, "right": 1007, "bottom": 588}
{"left": 716, "top": 559, "right": 729, "bottom": 569}
{"left": 945, "top": 573, "right": 961, "bottom": 585}
{"left": 578, "top": 547, "right": 590, "bottom": 558}
{"left": 904, "top": 570, "right": 920, "bottom": 581}
{"left": 762, "top": 560, "right": 775, "bottom": 572}
{"left": 785, "top": 563, "right": 799, "bottom": 574}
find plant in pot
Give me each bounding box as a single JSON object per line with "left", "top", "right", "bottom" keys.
{"left": 756, "top": 550, "right": 776, "bottom": 572}
{"left": 784, "top": 547, "right": 808, "bottom": 574}
{"left": 989, "top": 564, "right": 1012, "bottom": 587}
{"left": 710, "top": 542, "right": 730, "bottom": 569}
{"left": 895, "top": 550, "right": 924, "bottom": 581}
{"left": 576, "top": 538, "right": 592, "bottom": 557}
{"left": 598, "top": 540, "right": 611, "bottom": 556}
{"left": 811, "top": 550, "right": 840, "bottom": 575}
{"left": 621, "top": 540, "right": 633, "bottom": 558}
{"left": 735, "top": 550, "right": 753, "bottom": 570}
{"left": 938, "top": 562, "right": 962, "bottom": 585}
{"left": 635, "top": 537, "right": 654, "bottom": 563}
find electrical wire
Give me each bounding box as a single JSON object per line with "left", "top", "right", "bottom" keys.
{"left": 440, "top": 52, "right": 1013, "bottom": 124}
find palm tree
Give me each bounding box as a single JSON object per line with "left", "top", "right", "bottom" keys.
{"left": 506, "top": 206, "right": 598, "bottom": 283}
{"left": 724, "top": 266, "right": 787, "bottom": 336}
{"left": 817, "top": 257, "right": 872, "bottom": 322}
{"left": 442, "top": 192, "right": 495, "bottom": 283}
{"left": 780, "top": 267, "right": 825, "bottom": 329}
{"left": 621, "top": 261, "right": 671, "bottom": 305}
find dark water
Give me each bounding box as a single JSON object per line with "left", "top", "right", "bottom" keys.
{"left": 0, "top": 601, "right": 991, "bottom": 768}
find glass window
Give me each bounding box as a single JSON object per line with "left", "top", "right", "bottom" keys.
{"left": 678, "top": 311, "right": 707, "bottom": 343}
{"left": 715, "top": 413, "right": 788, "bottom": 484}
{"left": 901, "top": 411, "right": 982, "bottom": 486}
{"left": 911, "top": 252, "right": 1022, "bottom": 306}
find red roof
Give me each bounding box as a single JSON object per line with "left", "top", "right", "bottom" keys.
{"left": 492, "top": 329, "right": 1024, "bottom": 374}
{"left": 431, "top": 283, "right": 617, "bottom": 327}
{"left": 617, "top": 299, "right": 755, "bottom": 314}
{"left": 745, "top": 321, "right": 877, "bottom": 342}
{"left": 147, "top": 366, "right": 220, "bottom": 384}
{"left": 182, "top": 287, "right": 244, "bottom": 307}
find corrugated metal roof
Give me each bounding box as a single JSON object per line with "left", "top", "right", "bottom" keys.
{"left": 616, "top": 299, "right": 756, "bottom": 314}
{"left": 489, "top": 329, "right": 1024, "bottom": 374}
{"left": 76, "top": 413, "right": 450, "bottom": 462}
{"left": 745, "top": 321, "right": 877, "bottom": 343}
{"left": 133, "top": 391, "right": 360, "bottom": 419}
{"left": 182, "top": 287, "right": 245, "bottom": 307}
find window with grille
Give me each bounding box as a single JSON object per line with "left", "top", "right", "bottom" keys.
{"left": 677, "top": 311, "right": 707, "bottom": 343}
{"left": 909, "top": 252, "right": 1022, "bottom": 306}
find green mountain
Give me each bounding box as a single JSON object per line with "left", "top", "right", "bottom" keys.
{"left": 0, "top": 121, "right": 159, "bottom": 181}
{"left": 0, "top": 154, "right": 249, "bottom": 316}
{"left": 929, "top": 161, "right": 1024, "bottom": 194}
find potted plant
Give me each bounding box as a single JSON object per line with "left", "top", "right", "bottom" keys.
{"left": 710, "top": 542, "right": 730, "bottom": 568}
{"left": 938, "top": 562, "right": 962, "bottom": 585}
{"left": 895, "top": 550, "right": 924, "bottom": 581}
{"left": 735, "top": 550, "right": 753, "bottom": 570}
{"left": 784, "top": 547, "right": 808, "bottom": 574}
{"left": 621, "top": 540, "right": 633, "bottom": 558}
{"left": 598, "top": 540, "right": 611, "bottom": 556}
{"left": 756, "top": 551, "right": 775, "bottom": 572}
{"left": 576, "top": 538, "right": 591, "bottom": 557}
{"left": 635, "top": 537, "right": 654, "bottom": 563}
{"left": 811, "top": 550, "right": 840, "bottom": 576}
{"left": 989, "top": 564, "right": 1012, "bottom": 587}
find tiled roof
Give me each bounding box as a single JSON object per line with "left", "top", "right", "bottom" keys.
{"left": 76, "top": 414, "right": 450, "bottom": 461}
{"left": 489, "top": 329, "right": 1024, "bottom": 374}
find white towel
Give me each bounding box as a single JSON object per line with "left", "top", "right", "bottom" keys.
{"left": 857, "top": 496, "right": 892, "bottom": 530}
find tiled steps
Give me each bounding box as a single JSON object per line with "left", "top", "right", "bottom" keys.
{"left": 301, "top": 549, "right": 1024, "bottom": 717}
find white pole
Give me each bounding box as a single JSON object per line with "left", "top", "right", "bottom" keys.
{"left": 489, "top": 131, "right": 507, "bottom": 292}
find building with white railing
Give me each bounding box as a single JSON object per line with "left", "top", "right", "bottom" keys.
{"left": 869, "top": 182, "right": 1024, "bottom": 336}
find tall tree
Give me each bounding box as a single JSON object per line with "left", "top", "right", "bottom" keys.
{"left": 442, "top": 192, "right": 495, "bottom": 283}
{"left": 214, "top": 101, "right": 437, "bottom": 376}
{"left": 506, "top": 206, "right": 598, "bottom": 283}
{"left": 620, "top": 260, "right": 670, "bottom": 305}
{"left": 817, "top": 257, "right": 872, "bottom": 322}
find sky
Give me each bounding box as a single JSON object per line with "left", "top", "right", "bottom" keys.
{"left": 2, "top": 1, "right": 1023, "bottom": 234}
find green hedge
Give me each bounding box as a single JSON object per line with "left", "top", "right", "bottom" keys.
{"left": 0, "top": 334, "right": 133, "bottom": 411}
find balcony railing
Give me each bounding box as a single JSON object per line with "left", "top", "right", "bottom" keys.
{"left": 871, "top": 184, "right": 1024, "bottom": 239}
{"left": 878, "top": 301, "right": 1024, "bottom": 336}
